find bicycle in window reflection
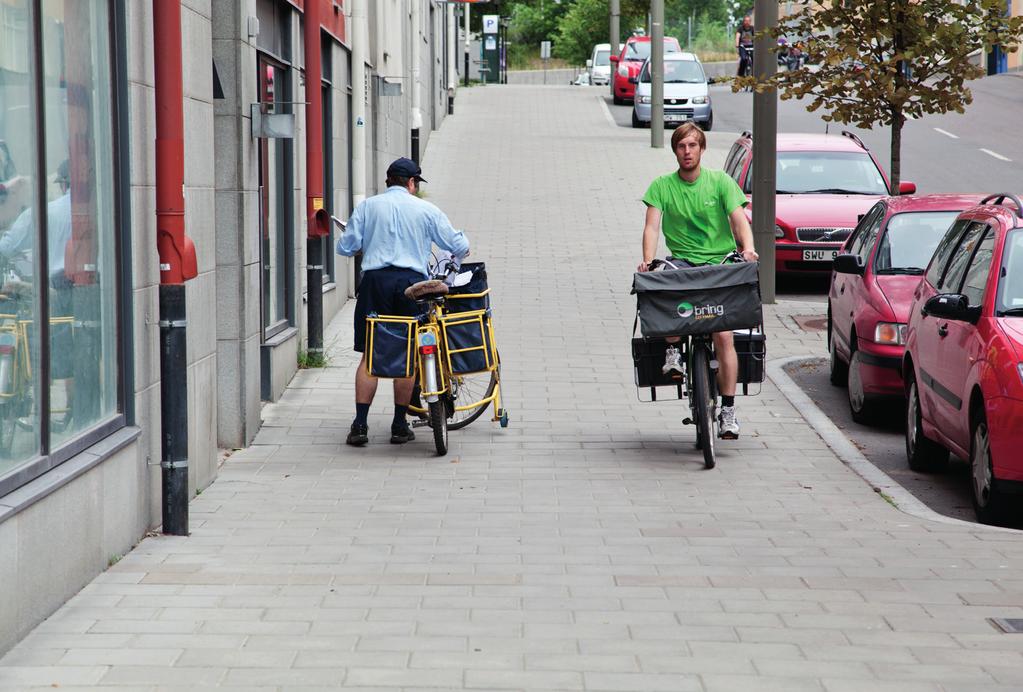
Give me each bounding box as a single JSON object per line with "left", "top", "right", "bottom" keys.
{"left": 363, "top": 254, "right": 509, "bottom": 456}
{"left": 0, "top": 269, "right": 75, "bottom": 456}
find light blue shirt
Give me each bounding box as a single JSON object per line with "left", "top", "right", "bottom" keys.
{"left": 336, "top": 186, "right": 469, "bottom": 278}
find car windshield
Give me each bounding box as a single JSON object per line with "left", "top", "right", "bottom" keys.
{"left": 594, "top": 50, "right": 610, "bottom": 66}
{"left": 640, "top": 60, "right": 705, "bottom": 84}
{"left": 874, "top": 211, "right": 959, "bottom": 273}
{"left": 772, "top": 151, "right": 888, "bottom": 195}
{"left": 997, "top": 229, "right": 1023, "bottom": 316}
{"left": 626, "top": 40, "right": 679, "bottom": 60}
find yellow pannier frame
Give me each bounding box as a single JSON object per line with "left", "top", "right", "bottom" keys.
{"left": 364, "top": 314, "right": 418, "bottom": 378}
{"left": 438, "top": 309, "right": 496, "bottom": 375}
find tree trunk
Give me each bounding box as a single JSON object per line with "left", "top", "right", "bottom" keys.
{"left": 890, "top": 105, "right": 903, "bottom": 195}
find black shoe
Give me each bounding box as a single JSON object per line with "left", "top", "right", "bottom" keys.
{"left": 346, "top": 422, "right": 369, "bottom": 446}
{"left": 390, "top": 426, "right": 415, "bottom": 444}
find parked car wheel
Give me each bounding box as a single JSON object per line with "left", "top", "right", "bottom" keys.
{"left": 970, "top": 406, "right": 1005, "bottom": 524}
{"left": 846, "top": 349, "right": 874, "bottom": 424}
{"left": 699, "top": 111, "right": 713, "bottom": 132}
{"left": 827, "top": 310, "right": 847, "bottom": 387}
{"left": 613, "top": 94, "right": 625, "bottom": 106}
{"left": 631, "top": 110, "right": 643, "bottom": 128}
{"left": 904, "top": 373, "right": 949, "bottom": 472}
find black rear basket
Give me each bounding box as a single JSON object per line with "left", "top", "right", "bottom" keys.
{"left": 445, "top": 262, "right": 490, "bottom": 314}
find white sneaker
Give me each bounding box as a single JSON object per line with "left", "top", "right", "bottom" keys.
{"left": 662, "top": 346, "right": 683, "bottom": 376}
{"left": 718, "top": 405, "right": 739, "bottom": 439}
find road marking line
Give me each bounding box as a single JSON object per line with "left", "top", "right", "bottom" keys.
{"left": 597, "top": 95, "right": 617, "bottom": 128}
{"left": 980, "top": 148, "right": 1012, "bottom": 162}
{"left": 933, "top": 128, "right": 959, "bottom": 139}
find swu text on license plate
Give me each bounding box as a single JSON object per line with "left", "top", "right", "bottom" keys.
{"left": 802, "top": 249, "right": 839, "bottom": 261}
{"left": 666, "top": 114, "right": 688, "bottom": 122}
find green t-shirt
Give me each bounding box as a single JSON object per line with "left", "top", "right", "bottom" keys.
{"left": 642, "top": 168, "right": 748, "bottom": 265}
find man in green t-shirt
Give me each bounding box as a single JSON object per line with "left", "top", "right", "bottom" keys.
{"left": 639, "top": 121, "right": 758, "bottom": 439}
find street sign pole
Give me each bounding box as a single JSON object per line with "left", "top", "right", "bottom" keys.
{"left": 464, "top": 2, "right": 470, "bottom": 87}
{"left": 752, "top": 0, "right": 778, "bottom": 303}
{"left": 610, "top": 0, "right": 620, "bottom": 56}
{"left": 650, "top": 0, "right": 664, "bottom": 148}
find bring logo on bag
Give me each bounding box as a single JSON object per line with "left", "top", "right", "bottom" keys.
{"left": 677, "top": 301, "right": 725, "bottom": 320}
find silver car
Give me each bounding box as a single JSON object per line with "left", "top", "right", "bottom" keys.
{"left": 631, "top": 52, "right": 713, "bottom": 131}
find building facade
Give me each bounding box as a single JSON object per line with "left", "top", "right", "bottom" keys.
{"left": 0, "top": 0, "right": 458, "bottom": 655}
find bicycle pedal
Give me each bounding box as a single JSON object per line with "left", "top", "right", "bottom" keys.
{"left": 682, "top": 417, "right": 693, "bottom": 425}
{"left": 410, "top": 419, "right": 430, "bottom": 429}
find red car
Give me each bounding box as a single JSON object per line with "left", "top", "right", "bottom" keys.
{"left": 609, "top": 36, "right": 681, "bottom": 105}
{"left": 724, "top": 131, "right": 917, "bottom": 274}
{"left": 828, "top": 195, "right": 984, "bottom": 422}
{"left": 902, "top": 194, "right": 1023, "bottom": 524}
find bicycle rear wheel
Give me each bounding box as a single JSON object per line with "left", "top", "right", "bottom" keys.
{"left": 429, "top": 399, "right": 448, "bottom": 455}
{"left": 691, "top": 343, "right": 716, "bottom": 469}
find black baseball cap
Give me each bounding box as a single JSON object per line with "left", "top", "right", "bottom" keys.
{"left": 387, "top": 157, "right": 427, "bottom": 183}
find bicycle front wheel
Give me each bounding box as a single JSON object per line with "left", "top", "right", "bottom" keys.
{"left": 429, "top": 399, "right": 448, "bottom": 456}
{"left": 448, "top": 365, "right": 498, "bottom": 431}
{"left": 691, "top": 343, "right": 716, "bottom": 469}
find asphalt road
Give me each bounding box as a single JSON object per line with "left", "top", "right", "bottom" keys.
{"left": 602, "top": 72, "right": 1023, "bottom": 195}
{"left": 785, "top": 358, "right": 1023, "bottom": 529}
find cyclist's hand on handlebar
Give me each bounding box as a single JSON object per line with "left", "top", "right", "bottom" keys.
{"left": 637, "top": 261, "right": 650, "bottom": 272}
{"left": 741, "top": 248, "right": 759, "bottom": 262}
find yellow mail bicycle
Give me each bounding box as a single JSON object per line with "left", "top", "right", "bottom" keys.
{"left": 363, "top": 258, "right": 508, "bottom": 456}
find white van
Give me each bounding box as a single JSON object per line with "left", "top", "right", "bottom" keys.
{"left": 587, "top": 43, "right": 614, "bottom": 86}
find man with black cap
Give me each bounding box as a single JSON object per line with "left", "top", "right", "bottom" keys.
{"left": 337, "top": 157, "right": 470, "bottom": 446}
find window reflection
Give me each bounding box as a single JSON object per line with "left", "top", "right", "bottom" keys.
{"left": 0, "top": 0, "right": 41, "bottom": 470}
{"left": 43, "top": 0, "right": 118, "bottom": 447}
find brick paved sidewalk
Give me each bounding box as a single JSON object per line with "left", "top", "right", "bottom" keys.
{"left": 3, "top": 86, "right": 1023, "bottom": 691}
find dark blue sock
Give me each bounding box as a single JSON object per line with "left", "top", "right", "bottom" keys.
{"left": 354, "top": 403, "right": 370, "bottom": 426}
{"left": 721, "top": 395, "right": 735, "bottom": 408}
{"left": 393, "top": 405, "right": 409, "bottom": 430}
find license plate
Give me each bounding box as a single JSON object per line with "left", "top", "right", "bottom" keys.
{"left": 665, "top": 114, "right": 688, "bottom": 122}
{"left": 803, "top": 249, "right": 839, "bottom": 262}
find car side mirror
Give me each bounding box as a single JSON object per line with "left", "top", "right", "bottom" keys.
{"left": 707, "top": 77, "right": 716, "bottom": 85}
{"left": 923, "top": 293, "right": 981, "bottom": 324}
{"left": 609, "top": 55, "right": 620, "bottom": 64}
{"left": 586, "top": 59, "right": 593, "bottom": 68}
{"left": 833, "top": 253, "right": 865, "bottom": 276}
{"left": 898, "top": 181, "right": 917, "bottom": 195}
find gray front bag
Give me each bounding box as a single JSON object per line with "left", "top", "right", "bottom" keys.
{"left": 632, "top": 262, "right": 763, "bottom": 338}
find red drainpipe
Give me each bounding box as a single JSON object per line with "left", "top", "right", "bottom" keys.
{"left": 153, "top": 0, "right": 196, "bottom": 536}
{"left": 304, "top": 0, "right": 328, "bottom": 358}
{"left": 154, "top": 0, "right": 197, "bottom": 285}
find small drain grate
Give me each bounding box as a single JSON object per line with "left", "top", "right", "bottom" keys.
{"left": 792, "top": 314, "right": 828, "bottom": 332}
{"left": 989, "top": 618, "right": 1023, "bottom": 633}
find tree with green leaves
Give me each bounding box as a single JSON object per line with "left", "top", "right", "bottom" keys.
{"left": 736, "top": 0, "right": 1023, "bottom": 193}
{"left": 550, "top": 0, "right": 649, "bottom": 64}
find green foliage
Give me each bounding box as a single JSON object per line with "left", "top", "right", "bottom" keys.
{"left": 298, "top": 350, "right": 328, "bottom": 369}
{"left": 735, "top": 0, "right": 1023, "bottom": 190}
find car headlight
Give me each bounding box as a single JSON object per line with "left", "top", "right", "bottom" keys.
{"left": 692, "top": 96, "right": 707, "bottom": 104}
{"left": 638, "top": 96, "right": 651, "bottom": 104}
{"left": 618, "top": 65, "right": 629, "bottom": 77}
{"left": 775, "top": 225, "right": 785, "bottom": 239}
{"left": 874, "top": 322, "right": 907, "bottom": 345}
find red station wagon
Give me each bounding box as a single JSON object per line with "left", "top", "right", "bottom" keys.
{"left": 903, "top": 194, "right": 1023, "bottom": 524}
{"left": 828, "top": 194, "right": 983, "bottom": 422}
{"left": 609, "top": 35, "right": 681, "bottom": 105}
{"left": 724, "top": 131, "right": 916, "bottom": 274}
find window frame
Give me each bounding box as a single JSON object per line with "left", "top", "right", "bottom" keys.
{"left": 938, "top": 221, "right": 989, "bottom": 293}
{"left": 0, "top": 0, "right": 129, "bottom": 499}
{"left": 954, "top": 226, "right": 995, "bottom": 306}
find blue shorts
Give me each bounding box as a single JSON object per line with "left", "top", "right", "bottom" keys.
{"left": 354, "top": 267, "right": 423, "bottom": 353}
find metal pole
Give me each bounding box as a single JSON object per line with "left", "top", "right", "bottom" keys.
{"left": 303, "top": 0, "right": 326, "bottom": 360}
{"left": 650, "top": 0, "right": 664, "bottom": 148}
{"left": 752, "top": 0, "right": 778, "bottom": 303}
{"left": 410, "top": 0, "right": 422, "bottom": 163}
{"left": 447, "top": 3, "right": 455, "bottom": 113}
{"left": 610, "top": 0, "right": 620, "bottom": 55}
{"left": 464, "top": 3, "right": 470, "bottom": 87}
